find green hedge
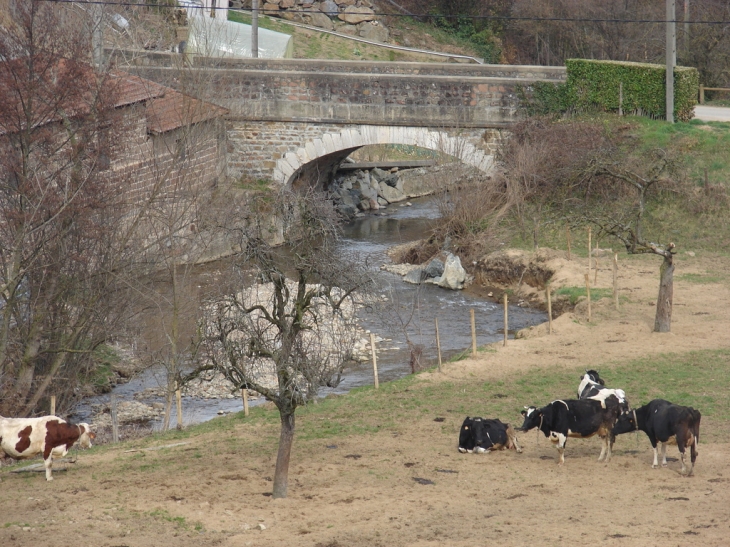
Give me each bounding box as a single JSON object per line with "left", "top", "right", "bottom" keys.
{"left": 518, "top": 59, "right": 699, "bottom": 122}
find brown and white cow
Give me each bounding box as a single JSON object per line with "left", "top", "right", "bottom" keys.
{"left": 0, "top": 415, "right": 95, "bottom": 480}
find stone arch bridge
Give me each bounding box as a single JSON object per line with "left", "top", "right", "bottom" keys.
{"left": 128, "top": 56, "right": 566, "bottom": 189}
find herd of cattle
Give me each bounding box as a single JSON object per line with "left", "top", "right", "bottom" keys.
{"left": 458, "top": 370, "right": 702, "bottom": 476}
{"left": 0, "top": 369, "right": 703, "bottom": 481}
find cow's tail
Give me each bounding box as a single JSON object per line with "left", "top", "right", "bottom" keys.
{"left": 690, "top": 409, "right": 701, "bottom": 467}
{"left": 691, "top": 409, "right": 701, "bottom": 445}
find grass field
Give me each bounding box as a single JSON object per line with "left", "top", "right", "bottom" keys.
{"left": 72, "top": 347, "right": 730, "bottom": 466}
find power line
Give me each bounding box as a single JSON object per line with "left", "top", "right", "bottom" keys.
{"left": 37, "top": 0, "right": 730, "bottom": 26}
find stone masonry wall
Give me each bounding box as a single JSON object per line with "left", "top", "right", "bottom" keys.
{"left": 226, "top": 119, "right": 503, "bottom": 184}
{"left": 135, "top": 65, "right": 529, "bottom": 127}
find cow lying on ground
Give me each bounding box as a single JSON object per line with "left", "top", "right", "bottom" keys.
{"left": 0, "top": 415, "right": 95, "bottom": 481}
{"left": 519, "top": 397, "right": 621, "bottom": 464}
{"left": 612, "top": 399, "right": 701, "bottom": 476}
{"left": 458, "top": 417, "right": 522, "bottom": 454}
{"left": 578, "top": 369, "right": 629, "bottom": 410}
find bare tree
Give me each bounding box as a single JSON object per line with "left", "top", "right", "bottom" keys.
{"left": 495, "top": 119, "right": 685, "bottom": 332}
{"left": 197, "top": 189, "right": 372, "bottom": 498}
{"left": 126, "top": 62, "right": 228, "bottom": 431}
{"left": 0, "top": 2, "right": 137, "bottom": 416}
{"left": 587, "top": 148, "right": 681, "bottom": 332}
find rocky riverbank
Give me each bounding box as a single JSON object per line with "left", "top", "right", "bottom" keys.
{"left": 331, "top": 164, "right": 445, "bottom": 220}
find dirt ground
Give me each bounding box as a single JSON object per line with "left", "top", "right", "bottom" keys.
{"left": 2, "top": 250, "right": 730, "bottom": 547}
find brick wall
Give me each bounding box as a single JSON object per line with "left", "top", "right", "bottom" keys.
{"left": 105, "top": 107, "right": 226, "bottom": 206}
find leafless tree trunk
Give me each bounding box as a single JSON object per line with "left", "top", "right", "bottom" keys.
{"left": 273, "top": 412, "right": 295, "bottom": 498}
{"left": 654, "top": 245, "right": 675, "bottom": 333}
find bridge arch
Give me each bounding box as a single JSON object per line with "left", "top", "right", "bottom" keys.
{"left": 273, "top": 125, "right": 499, "bottom": 189}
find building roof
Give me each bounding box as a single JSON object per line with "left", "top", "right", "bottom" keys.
{"left": 145, "top": 87, "right": 229, "bottom": 134}
{"left": 0, "top": 55, "right": 227, "bottom": 135}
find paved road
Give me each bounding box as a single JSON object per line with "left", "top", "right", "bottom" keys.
{"left": 694, "top": 105, "right": 730, "bottom": 122}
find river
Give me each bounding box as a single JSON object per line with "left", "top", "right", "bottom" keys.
{"left": 71, "top": 197, "right": 546, "bottom": 428}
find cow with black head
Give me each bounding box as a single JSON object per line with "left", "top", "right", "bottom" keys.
{"left": 458, "top": 417, "right": 522, "bottom": 454}
{"left": 612, "top": 399, "right": 701, "bottom": 476}
{"left": 519, "top": 396, "right": 621, "bottom": 465}
{"left": 578, "top": 369, "right": 629, "bottom": 411}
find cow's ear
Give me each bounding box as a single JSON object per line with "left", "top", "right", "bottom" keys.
{"left": 520, "top": 409, "right": 526, "bottom": 416}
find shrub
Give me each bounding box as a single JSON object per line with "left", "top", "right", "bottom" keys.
{"left": 517, "top": 60, "right": 699, "bottom": 122}
{"left": 566, "top": 59, "right": 698, "bottom": 122}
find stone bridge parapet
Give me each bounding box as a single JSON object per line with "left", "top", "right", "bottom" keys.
{"left": 124, "top": 55, "right": 565, "bottom": 187}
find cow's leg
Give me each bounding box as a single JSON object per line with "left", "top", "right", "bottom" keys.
{"left": 687, "top": 434, "right": 698, "bottom": 477}
{"left": 555, "top": 433, "right": 567, "bottom": 465}
{"left": 649, "top": 437, "right": 659, "bottom": 469}
{"left": 506, "top": 425, "right": 523, "bottom": 453}
{"left": 660, "top": 442, "right": 668, "bottom": 467}
{"left": 44, "top": 455, "right": 54, "bottom": 481}
{"left": 597, "top": 435, "right": 608, "bottom": 462}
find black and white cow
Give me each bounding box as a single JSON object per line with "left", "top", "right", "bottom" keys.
{"left": 578, "top": 369, "right": 628, "bottom": 410}
{"left": 519, "top": 397, "right": 621, "bottom": 464}
{"left": 458, "top": 417, "right": 522, "bottom": 454}
{"left": 612, "top": 399, "right": 701, "bottom": 476}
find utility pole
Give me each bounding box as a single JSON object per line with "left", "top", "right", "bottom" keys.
{"left": 252, "top": 0, "right": 259, "bottom": 58}
{"left": 92, "top": 2, "right": 104, "bottom": 69}
{"left": 683, "top": 0, "right": 690, "bottom": 57}
{"left": 666, "top": 0, "right": 676, "bottom": 123}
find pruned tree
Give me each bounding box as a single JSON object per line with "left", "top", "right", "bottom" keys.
{"left": 197, "top": 189, "right": 373, "bottom": 498}
{"left": 587, "top": 148, "right": 681, "bottom": 332}
{"left": 496, "top": 119, "right": 686, "bottom": 333}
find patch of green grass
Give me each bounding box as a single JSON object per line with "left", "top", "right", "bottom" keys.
{"left": 676, "top": 272, "right": 723, "bottom": 284}
{"left": 227, "top": 10, "right": 294, "bottom": 35}
{"left": 96, "top": 350, "right": 730, "bottom": 472}
{"left": 631, "top": 116, "right": 730, "bottom": 188}
{"left": 147, "top": 509, "right": 187, "bottom": 528}
{"left": 555, "top": 286, "right": 613, "bottom": 304}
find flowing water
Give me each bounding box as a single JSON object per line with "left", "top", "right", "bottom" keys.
{"left": 72, "top": 197, "right": 546, "bottom": 428}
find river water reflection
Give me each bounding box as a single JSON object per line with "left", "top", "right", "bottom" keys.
{"left": 330, "top": 198, "right": 546, "bottom": 394}
{"left": 73, "top": 197, "right": 546, "bottom": 427}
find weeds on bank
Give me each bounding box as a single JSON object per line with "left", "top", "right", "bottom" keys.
{"left": 676, "top": 272, "right": 724, "bottom": 284}
{"left": 554, "top": 286, "right": 614, "bottom": 305}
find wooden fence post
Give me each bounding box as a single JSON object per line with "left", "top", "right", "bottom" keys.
{"left": 613, "top": 253, "right": 619, "bottom": 311}
{"left": 546, "top": 283, "right": 553, "bottom": 334}
{"left": 175, "top": 389, "right": 183, "bottom": 430}
{"left": 503, "top": 294, "right": 509, "bottom": 347}
{"left": 566, "top": 226, "right": 572, "bottom": 260}
{"left": 242, "top": 387, "right": 250, "bottom": 417}
{"left": 470, "top": 308, "right": 477, "bottom": 357}
{"left": 111, "top": 394, "right": 119, "bottom": 443}
{"left": 587, "top": 226, "right": 592, "bottom": 277}
{"left": 435, "top": 318, "right": 442, "bottom": 373}
{"left": 619, "top": 81, "right": 624, "bottom": 116}
{"left": 370, "top": 333, "right": 379, "bottom": 389}
{"left": 585, "top": 272, "right": 592, "bottom": 323}
{"left": 50, "top": 395, "right": 56, "bottom": 416}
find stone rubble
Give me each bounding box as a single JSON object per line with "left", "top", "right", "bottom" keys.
{"left": 330, "top": 165, "right": 446, "bottom": 221}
